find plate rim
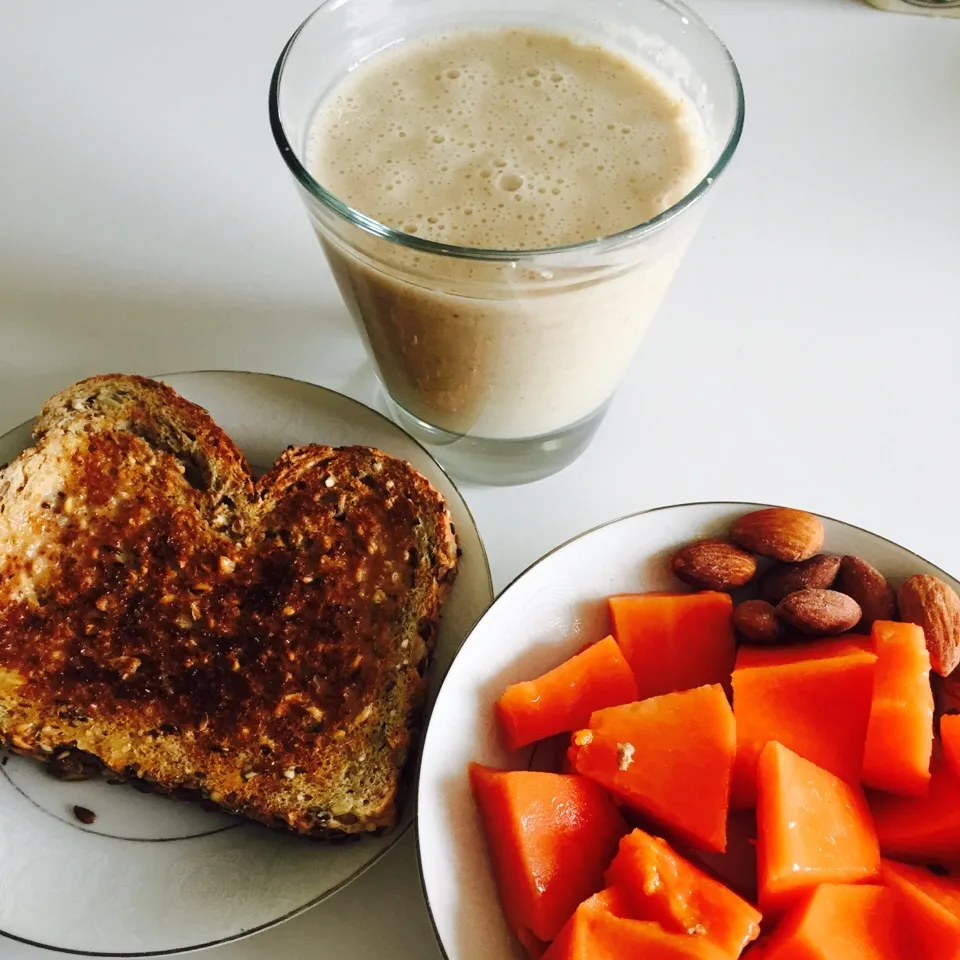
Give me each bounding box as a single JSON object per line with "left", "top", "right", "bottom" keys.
{"left": 0, "top": 369, "right": 494, "bottom": 958}
{"left": 414, "top": 498, "right": 960, "bottom": 960}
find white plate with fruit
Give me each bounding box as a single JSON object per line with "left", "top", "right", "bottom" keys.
{"left": 417, "top": 502, "right": 960, "bottom": 959}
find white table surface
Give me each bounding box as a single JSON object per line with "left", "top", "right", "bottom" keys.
{"left": 1, "top": 0, "right": 958, "bottom": 956}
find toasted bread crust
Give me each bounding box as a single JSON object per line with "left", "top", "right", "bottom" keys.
{"left": 0, "top": 375, "right": 458, "bottom": 835}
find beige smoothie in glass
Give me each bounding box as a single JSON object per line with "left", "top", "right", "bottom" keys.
{"left": 270, "top": 1, "right": 743, "bottom": 483}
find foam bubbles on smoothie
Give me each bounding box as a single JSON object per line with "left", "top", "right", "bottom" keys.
{"left": 308, "top": 28, "right": 707, "bottom": 249}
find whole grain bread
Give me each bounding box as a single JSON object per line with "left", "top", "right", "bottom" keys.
{"left": 0, "top": 374, "right": 458, "bottom": 836}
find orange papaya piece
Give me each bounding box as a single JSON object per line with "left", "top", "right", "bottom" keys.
{"left": 543, "top": 898, "right": 729, "bottom": 960}
{"left": 882, "top": 859, "right": 960, "bottom": 919}
{"left": 862, "top": 621, "right": 934, "bottom": 797}
{"left": 589, "top": 885, "right": 635, "bottom": 920}
{"left": 605, "top": 828, "right": 761, "bottom": 957}
{"left": 760, "top": 884, "right": 903, "bottom": 960}
{"left": 468, "top": 764, "right": 626, "bottom": 945}
{"left": 756, "top": 742, "right": 880, "bottom": 915}
{"left": 881, "top": 860, "right": 960, "bottom": 960}
{"left": 573, "top": 684, "right": 735, "bottom": 853}
{"left": 496, "top": 636, "right": 639, "bottom": 751}
{"left": 541, "top": 892, "right": 616, "bottom": 960}
{"left": 941, "top": 714, "right": 960, "bottom": 779}
{"left": 608, "top": 592, "right": 736, "bottom": 700}
{"left": 730, "top": 637, "right": 877, "bottom": 808}
{"left": 871, "top": 756, "right": 960, "bottom": 862}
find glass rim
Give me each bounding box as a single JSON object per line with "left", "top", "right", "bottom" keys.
{"left": 268, "top": 0, "right": 746, "bottom": 263}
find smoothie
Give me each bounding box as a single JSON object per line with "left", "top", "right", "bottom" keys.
{"left": 307, "top": 27, "right": 710, "bottom": 440}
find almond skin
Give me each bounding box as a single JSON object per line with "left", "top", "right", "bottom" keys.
{"left": 670, "top": 540, "right": 757, "bottom": 592}
{"left": 730, "top": 508, "right": 825, "bottom": 563}
{"left": 777, "top": 589, "right": 862, "bottom": 635}
{"left": 733, "top": 599, "right": 783, "bottom": 644}
{"left": 898, "top": 574, "right": 960, "bottom": 677}
{"left": 836, "top": 556, "right": 897, "bottom": 629}
{"left": 759, "top": 554, "right": 841, "bottom": 604}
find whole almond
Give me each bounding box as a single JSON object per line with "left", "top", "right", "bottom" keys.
{"left": 730, "top": 508, "right": 825, "bottom": 563}
{"left": 759, "top": 554, "right": 841, "bottom": 604}
{"left": 733, "top": 599, "right": 783, "bottom": 644}
{"left": 777, "top": 589, "right": 862, "bottom": 635}
{"left": 670, "top": 540, "right": 757, "bottom": 592}
{"left": 836, "top": 556, "right": 897, "bottom": 629}
{"left": 898, "top": 574, "right": 960, "bottom": 677}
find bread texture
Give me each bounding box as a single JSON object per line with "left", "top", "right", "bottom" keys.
{"left": 0, "top": 375, "right": 459, "bottom": 836}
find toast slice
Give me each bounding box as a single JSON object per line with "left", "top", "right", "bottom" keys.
{"left": 0, "top": 375, "right": 459, "bottom": 836}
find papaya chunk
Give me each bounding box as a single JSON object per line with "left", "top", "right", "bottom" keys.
{"left": 496, "top": 636, "right": 639, "bottom": 751}
{"left": 537, "top": 887, "right": 631, "bottom": 960}
{"left": 871, "top": 756, "right": 960, "bottom": 862}
{"left": 605, "top": 828, "right": 761, "bottom": 957}
{"left": 881, "top": 860, "right": 960, "bottom": 960}
{"left": 608, "top": 592, "right": 736, "bottom": 700}
{"left": 543, "top": 896, "right": 730, "bottom": 960}
{"left": 760, "top": 884, "right": 903, "bottom": 960}
{"left": 468, "top": 764, "right": 626, "bottom": 944}
{"left": 589, "top": 885, "right": 635, "bottom": 920}
{"left": 756, "top": 742, "right": 880, "bottom": 915}
{"left": 862, "top": 621, "right": 934, "bottom": 797}
{"left": 730, "top": 638, "right": 877, "bottom": 808}
{"left": 882, "top": 859, "right": 960, "bottom": 918}
{"left": 572, "top": 684, "right": 736, "bottom": 853}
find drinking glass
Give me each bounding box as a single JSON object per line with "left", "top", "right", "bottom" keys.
{"left": 270, "top": 0, "right": 744, "bottom": 484}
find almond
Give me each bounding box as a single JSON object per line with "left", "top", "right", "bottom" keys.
{"left": 733, "top": 599, "right": 783, "bottom": 644}
{"left": 759, "top": 554, "right": 841, "bottom": 604}
{"left": 730, "top": 508, "right": 824, "bottom": 563}
{"left": 836, "top": 556, "right": 897, "bottom": 629}
{"left": 898, "top": 574, "right": 960, "bottom": 677}
{"left": 777, "top": 589, "right": 862, "bottom": 635}
{"left": 670, "top": 540, "right": 757, "bottom": 592}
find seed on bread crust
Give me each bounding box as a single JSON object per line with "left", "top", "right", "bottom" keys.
{"left": 670, "top": 540, "right": 757, "bottom": 592}
{"left": 777, "top": 589, "right": 862, "bottom": 635}
{"left": 730, "top": 508, "right": 824, "bottom": 563}
{"left": 759, "top": 555, "right": 841, "bottom": 604}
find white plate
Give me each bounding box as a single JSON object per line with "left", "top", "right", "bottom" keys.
{"left": 416, "top": 501, "right": 960, "bottom": 960}
{"left": 0, "top": 371, "right": 493, "bottom": 957}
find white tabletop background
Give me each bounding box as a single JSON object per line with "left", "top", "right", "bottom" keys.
{"left": 0, "top": 0, "right": 958, "bottom": 956}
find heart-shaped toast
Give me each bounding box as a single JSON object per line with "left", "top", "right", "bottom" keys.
{"left": 0, "top": 375, "right": 458, "bottom": 836}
